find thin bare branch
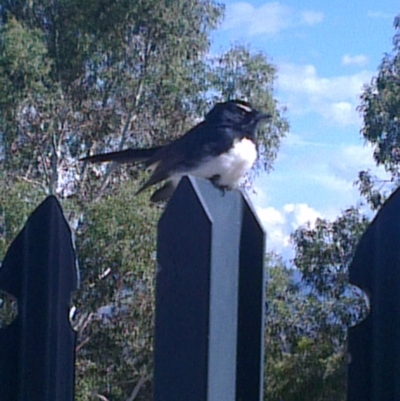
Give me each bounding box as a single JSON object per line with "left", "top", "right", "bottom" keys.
{"left": 125, "top": 374, "right": 152, "bottom": 401}
{"left": 93, "top": 393, "right": 110, "bottom": 401}
{"left": 94, "top": 39, "right": 150, "bottom": 202}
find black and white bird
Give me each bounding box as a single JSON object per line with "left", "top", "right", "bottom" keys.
{"left": 81, "top": 100, "right": 271, "bottom": 202}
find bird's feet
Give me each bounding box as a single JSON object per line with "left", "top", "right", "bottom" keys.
{"left": 209, "top": 175, "right": 229, "bottom": 196}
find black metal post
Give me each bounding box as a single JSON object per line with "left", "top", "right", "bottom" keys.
{"left": 237, "top": 194, "right": 266, "bottom": 401}
{"left": 0, "top": 196, "right": 78, "bottom": 401}
{"left": 348, "top": 187, "right": 400, "bottom": 401}
{"left": 154, "top": 176, "right": 265, "bottom": 401}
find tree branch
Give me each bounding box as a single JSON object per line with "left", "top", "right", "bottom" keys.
{"left": 93, "top": 393, "right": 110, "bottom": 401}
{"left": 93, "top": 74, "right": 144, "bottom": 202}
{"left": 93, "top": 37, "right": 151, "bottom": 202}
{"left": 125, "top": 374, "right": 151, "bottom": 401}
{"left": 49, "top": 132, "right": 59, "bottom": 195}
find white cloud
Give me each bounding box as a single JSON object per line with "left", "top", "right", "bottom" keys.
{"left": 326, "top": 101, "right": 355, "bottom": 126}
{"left": 342, "top": 54, "right": 369, "bottom": 67}
{"left": 333, "top": 145, "right": 375, "bottom": 173}
{"left": 279, "top": 64, "right": 371, "bottom": 101}
{"left": 309, "top": 171, "right": 354, "bottom": 193}
{"left": 330, "top": 144, "right": 389, "bottom": 182}
{"left": 250, "top": 141, "right": 390, "bottom": 259}
{"left": 255, "top": 203, "right": 322, "bottom": 257}
{"left": 278, "top": 63, "right": 373, "bottom": 126}
{"left": 283, "top": 142, "right": 380, "bottom": 194}
{"left": 367, "top": 11, "right": 394, "bottom": 19}
{"left": 223, "top": 2, "right": 323, "bottom": 36}
{"left": 257, "top": 206, "right": 286, "bottom": 225}
{"left": 300, "top": 11, "right": 324, "bottom": 26}
{"left": 256, "top": 206, "right": 291, "bottom": 256}
{"left": 283, "top": 203, "right": 321, "bottom": 229}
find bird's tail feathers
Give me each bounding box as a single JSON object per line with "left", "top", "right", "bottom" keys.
{"left": 135, "top": 180, "right": 176, "bottom": 202}
{"left": 80, "top": 147, "right": 162, "bottom": 164}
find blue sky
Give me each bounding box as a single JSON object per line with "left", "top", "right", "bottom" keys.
{"left": 210, "top": 0, "right": 399, "bottom": 257}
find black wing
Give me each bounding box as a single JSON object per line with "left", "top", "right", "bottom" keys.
{"left": 80, "top": 147, "right": 163, "bottom": 164}
{"left": 136, "top": 121, "right": 234, "bottom": 193}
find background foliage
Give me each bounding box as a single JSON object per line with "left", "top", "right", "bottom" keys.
{"left": 0, "top": 0, "right": 399, "bottom": 399}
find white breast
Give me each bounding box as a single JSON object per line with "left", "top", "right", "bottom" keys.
{"left": 186, "top": 138, "right": 257, "bottom": 188}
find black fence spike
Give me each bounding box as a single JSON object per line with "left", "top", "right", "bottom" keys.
{"left": 0, "top": 195, "right": 78, "bottom": 401}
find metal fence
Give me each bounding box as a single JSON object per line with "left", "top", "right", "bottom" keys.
{"left": 0, "top": 196, "right": 77, "bottom": 401}
{"left": 347, "top": 186, "right": 400, "bottom": 401}
{"left": 155, "top": 177, "right": 265, "bottom": 401}
{"left": 1, "top": 176, "right": 397, "bottom": 400}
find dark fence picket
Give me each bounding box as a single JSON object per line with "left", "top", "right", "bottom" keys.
{"left": 237, "top": 196, "right": 266, "bottom": 401}
{"left": 0, "top": 181, "right": 265, "bottom": 400}
{"left": 0, "top": 196, "right": 78, "bottom": 401}
{"left": 154, "top": 176, "right": 266, "bottom": 401}
{"left": 4, "top": 176, "right": 400, "bottom": 401}
{"left": 348, "top": 187, "right": 400, "bottom": 401}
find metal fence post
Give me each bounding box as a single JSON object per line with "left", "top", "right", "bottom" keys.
{"left": 154, "top": 176, "right": 265, "bottom": 401}
{"left": 348, "top": 187, "right": 400, "bottom": 401}
{"left": 237, "top": 192, "right": 266, "bottom": 401}
{"left": 0, "top": 196, "right": 78, "bottom": 401}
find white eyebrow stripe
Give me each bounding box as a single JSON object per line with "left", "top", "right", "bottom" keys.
{"left": 236, "top": 103, "right": 253, "bottom": 113}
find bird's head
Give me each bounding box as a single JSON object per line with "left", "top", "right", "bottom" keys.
{"left": 205, "top": 99, "right": 271, "bottom": 139}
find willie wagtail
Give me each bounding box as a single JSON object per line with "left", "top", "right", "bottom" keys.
{"left": 81, "top": 100, "right": 271, "bottom": 202}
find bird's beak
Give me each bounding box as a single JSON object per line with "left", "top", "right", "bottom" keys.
{"left": 256, "top": 112, "right": 272, "bottom": 121}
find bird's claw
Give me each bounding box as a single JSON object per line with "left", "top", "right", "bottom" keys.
{"left": 218, "top": 185, "right": 229, "bottom": 196}
{"left": 209, "top": 175, "right": 229, "bottom": 196}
